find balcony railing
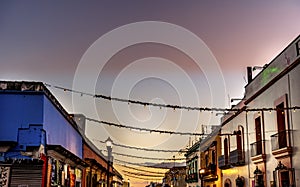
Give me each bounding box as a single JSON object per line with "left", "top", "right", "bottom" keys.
{"left": 270, "top": 130, "right": 291, "bottom": 151}
{"left": 250, "top": 140, "right": 265, "bottom": 157}
{"left": 205, "top": 163, "right": 216, "bottom": 175}
{"left": 229, "top": 149, "right": 245, "bottom": 166}
{"left": 218, "top": 155, "right": 231, "bottom": 169}
{"left": 185, "top": 173, "right": 198, "bottom": 183}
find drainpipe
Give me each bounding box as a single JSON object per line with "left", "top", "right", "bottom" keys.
{"left": 261, "top": 111, "right": 267, "bottom": 187}
{"left": 287, "top": 74, "right": 294, "bottom": 168}
{"left": 245, "top": 111, "right": 251, "bottom": 186}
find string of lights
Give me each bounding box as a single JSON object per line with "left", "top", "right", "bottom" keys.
{"left": 121, "top": 170, "right": 165, "bottom": 178}
{"left": 102, "top": 150, "right": 185, "bottom": 161}
{"left": 46, "top": 83, "right": 300, "bottom": 112}
{"left": 114, "top": 158, "right": 174, "bottom": 169}
{"left": 93, "top": 139, "right": 182, "bottom": 153}
{"left": 87, "top": 117, "right": 205, "bottom": 136}
{"left": 118, "top": 164, "right": 167, "bottom": 174}
{"left": 123, "top": 173, "right": 163, "bottom": 181}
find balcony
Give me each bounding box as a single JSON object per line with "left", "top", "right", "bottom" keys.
{"left": 218, "top": 155, "right": 231, "bottom": 169}
{"left": 270, "top": 130, "right": 293, "bottom": 159}
{"left": 202, "top": 164, "right": 218, "bottom": 182}
{"left": 185, "top": 173, "right": 198, "bottom": 183}
{"left": 229, "top": 149, "right": 245, "bottom": 166}
{"left": 250, "top": 140, "right": 266, "bottom": 164}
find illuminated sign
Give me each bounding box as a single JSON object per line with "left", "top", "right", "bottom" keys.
{"left": 245, "top": 36, "right": 300, "bottom": 98}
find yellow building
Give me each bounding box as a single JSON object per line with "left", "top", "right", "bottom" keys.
{"left": 199, "top": 127, "right": 222, "bottom": 187}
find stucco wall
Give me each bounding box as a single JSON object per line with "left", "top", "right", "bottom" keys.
{"left": 0, "top": 93, "right": 44, "bottom": 141}
{"left": 43, "top": 95, "right": 83, "bottom": 158}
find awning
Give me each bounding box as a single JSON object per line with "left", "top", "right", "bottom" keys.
{"left": 0, "top": 141, "right": 17, "bottom": 152}
{"left": 84, "top": 158, "right": 107, "bottom": 171}
{"left": 47, "top": 145, "right": 88, "bottom": 168}
{"left": 199, "top": 126, "right": 221, "bottom": 152}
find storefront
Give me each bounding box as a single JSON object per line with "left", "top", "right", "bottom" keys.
{"left": 47, "top": 145, "right": 87, "bottom": 187}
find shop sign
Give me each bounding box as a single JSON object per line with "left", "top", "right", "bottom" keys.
{"left": 0, "top": 166, "right": 10, "bottom": 187}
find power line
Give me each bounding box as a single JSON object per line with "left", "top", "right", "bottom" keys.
{"left": 102, "top": 150, "right": 185, "bottom": 161}
{"left": 46, "top": 83, "right": 300, "bottom": 112}
{"left": 87, "top": 117, "right": 206, "bottom": 136}
{"left": 93, "top": 139, "right": 182, "bottom": 153}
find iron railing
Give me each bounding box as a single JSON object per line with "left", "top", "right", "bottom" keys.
{"left": 229, "top": 149, "right": 245, "bottom": 165}
{"left": 250, "top": 140, "right": 265, "bottom": 157}
{"left": 270, "top": 130, "right": 291, "bottom": 151}
{"left": 218, "top": 155, "right": 229, "bottom": 169}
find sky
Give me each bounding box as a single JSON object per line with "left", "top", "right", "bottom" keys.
{"left": 1, "top": 1, "right": 300, "bottom": 186}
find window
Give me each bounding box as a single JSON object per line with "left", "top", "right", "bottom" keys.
{"left": 236, "top": 130, "right": 242, "bottom": 152}
{"left": 276, "top": 102, "right": 287, "bottom": 148}
{"left": 205, "top": 152, "right": 209, "bottom": 168}
{"left": 255, "top": 116, "right": 263, "bottom": 155}
{"left": 273, "top": 162, "right": 295, "bottom": 187}
{"left": 224, "top": 179, "right": 231, "bottom": 187}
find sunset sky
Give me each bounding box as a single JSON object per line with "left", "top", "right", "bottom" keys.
{"left": 1, "top": 1, "right": 300, "bottom": 186}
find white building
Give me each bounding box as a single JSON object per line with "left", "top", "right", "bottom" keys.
{"left": 219, "top": 35, "right": 300, "bottom": 187}
{"left": 185, "top": 141, "right": 201, "bottom": 187}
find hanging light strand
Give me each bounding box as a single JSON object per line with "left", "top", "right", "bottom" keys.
{"left": 121, "top": 170, "right": 165, "bottom": 178}
{"left": 102, "top": 150, "right": 185, "bottom": 161}
{"left": 122, "top": 173, "right": 163, "bottom": 181}
{"left": 46, "top": 83, "right": 300, "bottom": 112}
{"left": 87, "top": 117, "right": 206, "bottom": 136}
{"left": 114, "top": 158, "right": 175, "bottom": 169}
{"left": 117, "top": 164, "right": 167, "bottom": 174}
{"left": 93, "top": 139, "right": 182, "bottom": 153}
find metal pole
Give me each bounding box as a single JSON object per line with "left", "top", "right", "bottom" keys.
{"left": 107, "top": 152, "right": 110, "bottom": 187}
{"left": 106, "top": 137, "right": 113, "bottom": 187}
{"left": 200, "top": 176, "right": 203, "bottom": 187}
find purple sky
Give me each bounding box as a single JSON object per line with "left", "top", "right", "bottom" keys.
{"left": 1, "top": 1, "right": 300, "bottom": 186}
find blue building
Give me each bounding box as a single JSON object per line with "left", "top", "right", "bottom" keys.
{"left": 0, "top": 81, "right": 86, "bottom": 186}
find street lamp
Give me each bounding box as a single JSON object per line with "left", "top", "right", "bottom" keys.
{"left": 254, "top": 166, "right": 263, "bottom": 187}
{"left": 106, "top": 137, "right": 113, "bottom": 187}
{"left": 199, "top": 168, "right": 205, "bottom": 187}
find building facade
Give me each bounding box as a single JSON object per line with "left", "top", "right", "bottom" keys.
{"left": 0, "top": 81, "right": 122, "bottom": 187}
{"left": 199, "top": 128, "right": 222, "bottom": 187}
{"left": 219, "top": 35, "right": 300, "bottom": 187}
{"left": 185, "top": 141, "right": 201, "bottom": 187}
{"left": 164, "top": 166, "right": 186, "bottom": 187}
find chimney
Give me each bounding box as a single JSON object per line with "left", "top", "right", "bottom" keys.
{"left": 247, "top": 66, "right": 253, "bottom": 84}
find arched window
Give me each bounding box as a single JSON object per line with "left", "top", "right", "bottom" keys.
{"left": 224, "top": 178, "right": 232, "bottom": 187}
{"left": 237, "top": 125, "right": 245, "bottom": 161}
